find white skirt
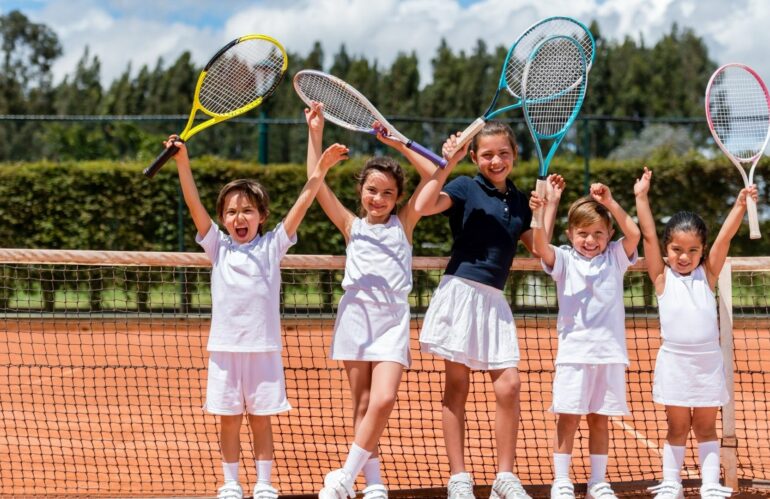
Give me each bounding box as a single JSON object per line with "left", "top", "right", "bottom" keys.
{"left": 419, "top": 275, "right": 520, "bottom": 370}
{"left": 652, "top": 342, "right": 729, "bottom": 407}
{"left": 331, "top": 289, "right": 411, "bottom": 367}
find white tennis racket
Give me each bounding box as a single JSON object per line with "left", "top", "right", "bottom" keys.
{"left": 706, "top": 63, "right": 770, "bottom": 239}
{"left": 294, "top": 69, "right": 446, "bottom": 167}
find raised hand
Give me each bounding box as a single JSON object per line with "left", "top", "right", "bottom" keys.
{"left": 317, "top": 143, "right": 349, "bottom": 173}
{"left": 304, "top": 101, "right": 325, "bottom": 132}
{"left": 634, "top": 167, "right": 652, "bottom": 198}
{"left": 589, "top": 182, "right": 614, "bottom": 207}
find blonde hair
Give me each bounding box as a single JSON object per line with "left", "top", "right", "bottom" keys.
{"left": 567, "top": 196, "right": 612, "bottom": 230}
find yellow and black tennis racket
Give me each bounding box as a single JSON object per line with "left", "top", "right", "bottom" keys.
{"left": 143, "top": 34, "right": 288, "bottom": 178}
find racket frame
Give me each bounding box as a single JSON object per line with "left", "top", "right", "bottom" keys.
{"left": 144, "top": 34, "right": 288, "bottom": 178}
{"left": 705, "top": 62, "right": 769, "bottom": 239}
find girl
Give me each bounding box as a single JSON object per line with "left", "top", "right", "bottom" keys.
{"left": 305, "top": 102, "right": 438, "bottom": 499}
{"left": 413, "top": 124, "right": 562, "bottom": 499}
{"left": 530, "top": 183, "right": 640, "bottom": 499}
{"left": 166, "top": 135, "right": 347, "bottom": 499}
{"left": 635, "top": 167, "right": 757, "bottom": 499}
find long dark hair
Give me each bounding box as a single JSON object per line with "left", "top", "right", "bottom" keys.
{"left": 355, "top": 156, "right": 406, "bottom": 216}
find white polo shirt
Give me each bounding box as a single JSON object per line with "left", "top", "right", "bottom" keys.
{"left": 197, "top": 221, "right": 296, "bottom": 352}
{"left": 543, "top": 240, "right": 637, "bottom": 365}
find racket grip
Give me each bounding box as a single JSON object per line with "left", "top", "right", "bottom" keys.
{"left": 452, "top": 118, "right": 487, "bottom": 156}
{"left": 408, "top": 141, "right": 447, "bottom": 168}
{"left": 144, "top": 143, "right": 181, "bottom": 178}
{"left": 530, "top": 177, "right": 547, "bottom": 229}
{"left": 747, "top": 195, "right": 761, "bottom": 239}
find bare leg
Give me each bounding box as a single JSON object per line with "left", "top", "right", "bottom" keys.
{"left": 443, "top": 360, "right": 471, "bottom": 474}
{"left": 488, "top": 367, "right": 521, "bottom": 472}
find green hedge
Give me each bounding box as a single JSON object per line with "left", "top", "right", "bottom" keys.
{"left": 0, "top": 154, "right": 767, "bottom": 256}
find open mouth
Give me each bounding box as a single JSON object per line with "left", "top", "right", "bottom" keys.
{"left": 235, "top": 227, "right": 248, "bottom": 238}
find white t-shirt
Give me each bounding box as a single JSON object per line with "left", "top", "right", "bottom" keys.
{"left": 543, "top": 240, "right": 637, "bottom": 365}
{"left": 196, "top": 221, "right": 296, "bottom": 352}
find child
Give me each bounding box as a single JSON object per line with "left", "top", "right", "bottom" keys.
{"left": 305, "top": 102, "right": 437, "bottom": 499}
{"left": 635, "top": 167, "right": 757, "bottom": 499}
{"left": 166, "top": 134, "right": 347, "bottom": 499}
{"left": 529, "top": 181, "right": 641, "bottom": 499}
{"left": 413, "top": 124, "right": 563, "bottom": 499}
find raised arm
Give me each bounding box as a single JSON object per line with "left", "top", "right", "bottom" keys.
{"left": 168, "top": 136, "right": 211, "bottom": 238}
{"left": 528, "top": 174, "right": 564, "bottom": 266}
{"left": 705, "top": 184, "right": 758, "bottom": 287}
{"left": 305, "top": 102, "right": 355, "bottom": 240}
{"left": 284, "top": 143, "right": 348, "bottom": 238}
{"left": 413, "top": 134, "right": 466, "bottom": 216}
{"left": 634, "top": 167, "right": 665, "bottom": 285}
{"left": 590, "top": 182, "right": 641, "bottom": 259}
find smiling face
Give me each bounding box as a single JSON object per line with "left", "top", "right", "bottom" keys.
{"left": 665, "top": 230, "right": 705, "bottom": 275}
{"left": 221, "top": 190, "right": 266, "bottom": 244}
{"left": 470, "top": 133, "right": 515, "bottom": 191}
{"left": 360, "top": 169, "right": 400, "bottom": 224}
{"left": 568, "top": 220, "right": 614, "bottom": 259}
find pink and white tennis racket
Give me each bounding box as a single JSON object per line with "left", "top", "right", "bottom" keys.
{"left": 705, "top": 63, "right": 770, "bottom": 239}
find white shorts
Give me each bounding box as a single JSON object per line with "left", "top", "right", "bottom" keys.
{"left": 331, "top": 290, "right": 411, "bottom": 367}
{"left": 205, "top": 351, "right": 291, "bottom": 416}
{"left": 551, "top": 363, "right": 629, "bottom": 416}
{"left": 419, "top": 275, "right": 520, "bottom": 370}
{"left": 653, "top": 344, "right": 729, "bottom": 407}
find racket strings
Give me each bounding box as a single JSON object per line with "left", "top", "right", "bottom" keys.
{"left": 505, "top": 18, "right": 594, "bottom": 98}
{"left": 708, "top": 67, "right": 770, "bottom": 160}
{"left": 524, "top": 40, "right": 585, "bottom": 137}
{"left": 295, "top": 73, "right": 379, "bottom": 131}
{"left": 199, "top": 39, "right": 286, "bottom": 115}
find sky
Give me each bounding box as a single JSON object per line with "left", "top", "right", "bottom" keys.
{"left": 2, "top": 0, "right": 770, "bottom": 90}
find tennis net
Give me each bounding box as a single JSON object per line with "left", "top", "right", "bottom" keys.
{"left": 0, "top": 249, "right": 768, "bottom": 497}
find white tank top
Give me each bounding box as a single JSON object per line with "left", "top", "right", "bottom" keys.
{"left": 341, "top": 215, "right": 413, "bottom": 301}
{"left": 658, "top": 266, "right": 720, "bottom": 349}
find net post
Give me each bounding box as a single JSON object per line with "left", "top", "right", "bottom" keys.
{"left": 717, "top": 258, "right": 738, "bottom": 491}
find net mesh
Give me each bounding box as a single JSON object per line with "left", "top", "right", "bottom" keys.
{"left": 0, "top": 250, "right": 768, "bottom": 497}
{"left": 707, "top": 65, "right": 770, "bottom": 161}
{"left": 294, "top": 70, "right": 380, "bottom": 133}
{"left": 199, "top": 37, "right": 286, "bottom": 116}
{"left": 505, "top": 17, "right": 594, "bottom": 99}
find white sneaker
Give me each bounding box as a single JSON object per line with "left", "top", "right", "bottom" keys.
{"left": 550, "top": 479, "right": 575, "bottom": 499}
{"left": 448, "top": 472, "right": 476, "bottom": 499}
{"left": 700, "top": 483, "right": 733, "bottom": 498}
{"left": 217, "top": 481, "right": 243, "bottom": 499}
{"left": 490, "top": 474, "right": 531, "bottom": 499}
{"left": 586, "top": 482, "right": 617, "bottom": 499}
{"left": 253, "top": 483, "right": 279, "bottom": 499}
{"left": 362, "top": 484, "right": 388, "bottom": 499}
{"left": 319, "top": 469, "right": 355, "bottom": 499}
{"left": 648, "top": 480, "right": 684, "bottom": 499}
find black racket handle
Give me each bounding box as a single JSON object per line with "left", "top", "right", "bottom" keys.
{"left": 144, "top": 142, "right": 182, "bottom": 178}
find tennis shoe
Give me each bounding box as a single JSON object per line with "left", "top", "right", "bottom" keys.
{"left": 647, "top": 480, "right": 684, "bottom": 499}
{"left": 319, "top": 469, "right": 355, "bottom": 499}
{"left": 490, "top": 474, "right": 531, "bottom": 499}
{"left": 447, "top": 472, "right": 476, "bottom": 499}
{"left": 550, "top": 479, "right": 575, "bottom": 499}
{"left": 252, "top": 483, "right": 279, "bottom": 499}
{"left": 586, "top": 482, "right": 617, "bottom": 499}
{"left": 362, "top": 484, "right": 389, "bottom": 499}
{"left": 217, "top": 481, "right": 243, "bottom": 499}
{"left": 700, "top": 483, "right": 733, "bottom": 498}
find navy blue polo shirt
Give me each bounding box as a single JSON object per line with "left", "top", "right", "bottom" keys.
{"left": 442, "top": 174, "right": 532, "bottom": 290}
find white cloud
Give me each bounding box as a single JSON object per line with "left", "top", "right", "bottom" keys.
{"left": 3, "top": 0, "right": 770, "bottom": 90}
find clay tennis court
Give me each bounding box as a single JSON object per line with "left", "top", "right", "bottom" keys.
{"left": 0, "top": 254, "right": 768, "bottom": 497}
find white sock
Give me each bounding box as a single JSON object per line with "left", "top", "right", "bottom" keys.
{"left": 342, "top": 442, "right": 372, "bottom": 484}
{"left": 256, "top": 460, "right": 272, "bottom": 485}
{"left": 662, "top": 443, "right": 685, "bottom": 483}
{"left": 589, "top": 454, "right": 608, "bottom": 485}
{"left": 497, "top": 471, "right": 516, "bottom": 481}
{"left": 363, "top": 457, "right": 382, "bottom": 486}
{"left": 553, "top": 453, "right": 572, "bottom": 481}
{"left": 698, "top": 441, "right": 721, "bottom": 484}
{"left": 222, "top": 461, "right": 239, "bottom": 483}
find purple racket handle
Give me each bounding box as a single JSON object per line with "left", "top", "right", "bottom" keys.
{"left": 407, "top": 141, "right": 447, "bottom": 168}
{"left": 144, "top": 142, "right": 181, "bottom": 178}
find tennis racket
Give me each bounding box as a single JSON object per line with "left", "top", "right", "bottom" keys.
{"left": 705, "top": 63, "right": 769, "bottom": 239}
{"left": 522, "top": 35, "right": 588, "bottom": 228}
{"left": 143, "top": 34, "right": 288, "bottom": 178}
{"left": 452, "top": 16, "right": 595, "bottom": 153}
{"left": 293, "top": 69, "right": 447, "bottom": 167}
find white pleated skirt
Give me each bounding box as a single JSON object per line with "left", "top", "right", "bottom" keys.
{"left": 652, "top": 342, "right": 729, "bottom": 407}
{"left": 419, "top": 275, "right": 520, "bottom": 370}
